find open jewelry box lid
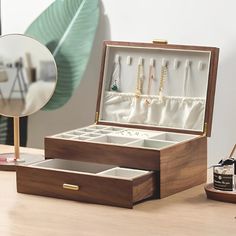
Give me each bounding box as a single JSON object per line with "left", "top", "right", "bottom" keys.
{"left": 96, "top": 41, "right": 219, "bottom": 137}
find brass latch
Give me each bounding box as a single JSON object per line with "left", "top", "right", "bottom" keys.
{"left": 202, "top": 123, "right": 208, "bottom": 136}
{"left": 63, "top": 183, "right": 80, "bottom": 191}
{"left": 95, "top": 112, "right": 99, "bottom": 124}
{"left": 153, "top": 39, "right": 168, "bottom": 45}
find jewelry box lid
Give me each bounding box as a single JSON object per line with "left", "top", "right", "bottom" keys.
{"left": 96, "top": 41, "right": 219, "bottom": 137}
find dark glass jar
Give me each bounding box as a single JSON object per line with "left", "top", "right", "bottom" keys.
{"left": 213, "top": 159, "right": 235, "bottom": 191}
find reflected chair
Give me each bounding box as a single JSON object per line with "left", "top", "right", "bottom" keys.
{"left": 8, "top": 58, "right": 28, "bottom": 102}
{"left": 0, "top": 67, "right": 8, "bottom": 103}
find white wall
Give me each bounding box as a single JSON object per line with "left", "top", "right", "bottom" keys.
{"left": 1, "top": 0, "right": 236, "bottom": 165}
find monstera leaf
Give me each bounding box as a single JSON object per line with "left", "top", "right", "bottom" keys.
{"left": 25, "top": 0, "right": 100, "bottom": 110}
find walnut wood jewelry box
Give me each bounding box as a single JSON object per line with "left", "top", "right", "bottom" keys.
{"left": 16, "top": 41, "right": 219, "bottom": 208}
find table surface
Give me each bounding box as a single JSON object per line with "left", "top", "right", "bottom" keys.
{"left": 0, "top": 145, "right": 235, "bottom": 236}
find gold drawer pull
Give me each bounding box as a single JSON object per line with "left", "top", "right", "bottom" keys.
{"left": 63, "top": 183, "right": 80, "bottom": 191}
{"left": 153, "top": 39, "right": 168, "bottom": 44}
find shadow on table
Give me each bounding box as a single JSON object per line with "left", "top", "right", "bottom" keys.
{"left": 133, "top": 185, "right": 209, "bottom": 212}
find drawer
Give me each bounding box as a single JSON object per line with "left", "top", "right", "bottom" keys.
{"left": 45, "top": 137, "right": 160, "bottom": 171}
{"left": 16, "top": 159, "right": 157, "bottom": 208}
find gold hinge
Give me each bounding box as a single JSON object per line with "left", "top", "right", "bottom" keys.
{"left": 202, "top": 123, "right": 208, "bottom": 136}
{"left": 95, "top": 112, "right": 99, "bottom": 124}
{"left": 63, "top": 183, "right": 80, "bottom": 191}
{"left": 153, "top": 39, "right": 168, "bottom": 45}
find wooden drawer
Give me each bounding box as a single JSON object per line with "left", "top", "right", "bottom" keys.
{"left": 45, "top": 137, "right": 160, "bottom": 171}
{"left": 16, "top": 159, "right": 157, "bottom": 208}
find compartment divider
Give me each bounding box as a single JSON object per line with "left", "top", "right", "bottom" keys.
{"left": 126, "top": 139, "right": 177, "bottom": 150}
{"left": 87, "top": 135, "right": 138, "bottom": 145}
{"left": 150, "top": 132, "right": 196, "bottom": 142}
{"left": 97, "top": 167, "right": 150, "bottom": 180}
{"left": 54, "top": 126, "right": 197, "bottom": 148}
{"left": 55, "top": 134, "right": 77, "bottom": 139}
{"left": 93, "top": 130, "right": 113, "bottom": 135}
{"left": 124, "top": 139, "right": 145, "bottom": 146}
{"left": 88, "top": 125, "right": 108, "bottom": 130}
{"left": 147, "top": 139, "right": 178, "bottom": 144}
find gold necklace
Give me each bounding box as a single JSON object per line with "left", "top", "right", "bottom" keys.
{"left": 145, "top": 64, "right": 156, "bottom": 105}
{"left": 135, "top": 63, "right": 144, "bottom": 98}
{"left": 158, "top": 65, "right": 168, "bottom": 99}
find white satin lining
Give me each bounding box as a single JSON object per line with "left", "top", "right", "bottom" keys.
{"left": 101, "top": 92, "right": 206, "bottom": 131}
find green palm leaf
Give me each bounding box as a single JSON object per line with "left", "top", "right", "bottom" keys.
{"left": 25, "top": 0, "right": 100, "bottom": 110}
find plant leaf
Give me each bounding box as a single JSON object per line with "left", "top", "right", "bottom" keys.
{"left": 25, "top": 0, "right": 100, "bottom": 110}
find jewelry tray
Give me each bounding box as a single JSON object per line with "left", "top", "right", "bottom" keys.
{"left": 17, "top": 41, "right": 219, "bottom": 208}
{"left": 53, "top": 124, "right": 197, "bottom": 150}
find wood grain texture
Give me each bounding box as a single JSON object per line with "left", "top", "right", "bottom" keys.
{"left": 2, "top": 145, "right": 236, "bottom": 236}
{"left": 96, "top": 41, "right": 219, "bottom": 136}
{"left": 45, "top": 135, "right": 208, "bottom": 199}
{"left": 133, "top": 172, "right": 157, "bottom": 203}
{"left": 160, "top": 137, "right": 207, "bottom": 198}
{"left": 17, "top": 164, "right": 156, "bottom": 208}
{"left": 95, "top": 41, "right": 108, "bottom": 118}
{"left": 45, "top": 137, "right": 160, "bottom": 171}
{"left": 102, "top": 41, "right": 219, "bottom": 52}
{"left": 17, "top": 165, "right": 133, "bottom": 208}
{"left": 205, "top": 183, "right": 236, "bottom": 203}
{"left": 204, "top": 47, "right": 219, "bottom": 136}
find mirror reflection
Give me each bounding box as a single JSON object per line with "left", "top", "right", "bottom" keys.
{"left": 0, "top": 34, "right": 57, "bottom": 117}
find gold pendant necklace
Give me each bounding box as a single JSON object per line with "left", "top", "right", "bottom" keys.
{"left": 135, "top": 61, "right": 144, "bottom": 98}
{"left": 158, "top": 65, "right": 168, "bottom": 100}
{"left": 145, "top": 64, "right": 156, "bottom": 105}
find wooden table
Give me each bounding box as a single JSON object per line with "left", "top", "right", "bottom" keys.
{"left": 0, "top": 145, "right": 235, "bottom": 236}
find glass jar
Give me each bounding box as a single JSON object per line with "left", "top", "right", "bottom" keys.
{"left": 213, "top": 164, "right": 234, "bottom": 191}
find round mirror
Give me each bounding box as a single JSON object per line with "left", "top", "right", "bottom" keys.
{"left": 0, "top": 34, "right": 57, "bottom": 117}
{"left": 0, "top": 34, "right": 57, "bottom": 170}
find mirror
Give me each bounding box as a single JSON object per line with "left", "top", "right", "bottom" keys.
{"left": 0, "top": 0, "right": 100, "bottom": 151}
{"left": 0, "top": 34, "right": 57, "bottom": 170}
{"left": 0, "top": 34, "right": 57, "bottom": 117}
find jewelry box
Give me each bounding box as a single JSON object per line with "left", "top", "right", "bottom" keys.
{"left": 16, "top": 40, "right": 219, "bottom": 208}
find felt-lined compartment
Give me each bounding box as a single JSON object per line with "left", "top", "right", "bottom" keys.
{"left": 98, "top": 44, "right": 212, "bottom": 133}
{"left": 31, "top": 159, "right": 151, "bottom": 180}
{"left": 97, "top": 167, "right": 149, "bottom": 179}
{"left": 52, "top": 125, "right": 199, "bottom": 150}
{"left": 102, "top": 92, "right": 206, "bottom": 130}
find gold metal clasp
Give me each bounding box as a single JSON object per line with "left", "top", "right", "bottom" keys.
{"left": 153, "top": 39, "right": 168, "bottom": 45}
{"left": 202, "top": 123, "right": 208, "bottom": 136}
{"left": 63, "top": 183, "right": 80, "bottom": 191}
{"left": 95, "top": 112, "right": 99, "bottom": 124}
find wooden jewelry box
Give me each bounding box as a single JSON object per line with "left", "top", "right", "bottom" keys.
{"left": 16, "top": 41, "right": 219, "bottom": 208}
